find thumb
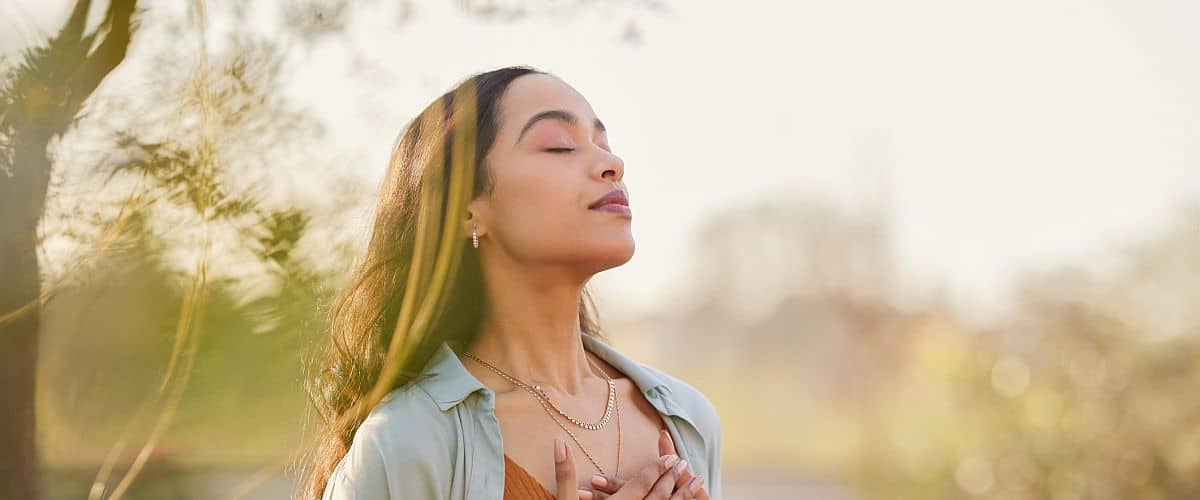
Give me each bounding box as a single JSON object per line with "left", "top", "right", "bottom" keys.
{"left": 659, "top": 428, "right": 676, "bottom": 457}
{"left": 553, "top": 438, "right": 579, "bottom": 500}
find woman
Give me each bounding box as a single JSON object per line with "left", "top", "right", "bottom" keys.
{"left": 300, "top": 65, "right": 722, "bottom": 500}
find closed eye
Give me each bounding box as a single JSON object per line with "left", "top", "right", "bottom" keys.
{"left": 546, "top": 148, "right": 575, "bottom": 153}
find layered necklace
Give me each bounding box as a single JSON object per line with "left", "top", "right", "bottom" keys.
{"left": 461, "top": 348, "right": 622, "bottom": 477}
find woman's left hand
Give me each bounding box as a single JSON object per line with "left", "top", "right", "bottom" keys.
{"left": 581, "top": 429, "right": 710, "bottom": 499}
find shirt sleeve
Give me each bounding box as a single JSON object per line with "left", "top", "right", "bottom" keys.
{"left": 641, "top": 363, "right": 725, "bottom": 499}
{"left": 322, "top": 400, "right": 449, "bottom": 500}
{"left": 706, "top": 417, "right": 723, "bottom": 499}
{"left": 322, "top": 429, "right": 392, "bottom": 500}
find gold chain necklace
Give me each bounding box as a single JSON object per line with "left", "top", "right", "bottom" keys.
{"left": 462, "top": 349, "right": 622, "bottom": 477}
{"left": 461, "top": 350, "right": 615, "bottom": 429}
{"left": 536, "top": 379, "right": 617, "bottom": 431}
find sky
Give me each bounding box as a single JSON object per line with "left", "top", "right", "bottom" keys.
{"left": 4, "top": 0, "right": 1199, "bottom": 325}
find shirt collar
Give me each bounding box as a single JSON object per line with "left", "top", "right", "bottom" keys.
{"left": 416, "top": 333, "right": 674, "bottom": 412}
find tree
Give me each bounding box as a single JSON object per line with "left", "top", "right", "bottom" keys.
{"left": 0, "top": 1, "right": 139, "bottom": 498}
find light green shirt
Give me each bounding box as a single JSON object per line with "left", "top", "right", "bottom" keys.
{"left": 323, "top": 333, "right": 724, "bottom": 499}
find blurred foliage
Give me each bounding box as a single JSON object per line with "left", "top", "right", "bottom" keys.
{"left": 23, "top": 1, "right": 330, "bottom": 497}
{"left": 38, "top": 208, "right": 328, "bottom": 493}
{"left": 654, "top": 199, "right": 1200, "bottom": 499}
{"left": 272, "top": 0, "right": 665, "bottom": 46}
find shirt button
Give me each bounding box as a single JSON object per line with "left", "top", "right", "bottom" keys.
{"left": 646, "top": 389, "right": 658, "bottom": 399}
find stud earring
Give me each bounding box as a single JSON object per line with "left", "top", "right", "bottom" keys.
{"left": 472, "top": 229, "right": 479, "bottom": 249}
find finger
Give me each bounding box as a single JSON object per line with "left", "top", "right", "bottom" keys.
{"left": 553, "top": 438, "right": 578, "bottom": 500}
{"left": 688, "top": 475, "right": 708, "bottom": 500}
{"left": 627, "top": 454, "right": 677, "bottom": 498}
{"left": 646, "top": 457, "right": 683, "bottom": 499}
{"left": 669, "top": 475, "right": 693, "bottom": 500}
{"left": 590, "top": 472, "right": 621, "bottom": 494}
{"left": 595, "top": 443, "right": 688, "bottom": 496}
{"left": 592, "top": 448, "right": 677, "bottom": 496}
{"left": 577, "top": 489, "right": 597, "bottom": 500}
{"left": 659, "top": 429, "right": 677, "bottom": 457}
{"left": 670, "top": 457, "right": 694, "bottom": 493}
{"left": 578, "top": 489, "right": 610, "bottom": 500}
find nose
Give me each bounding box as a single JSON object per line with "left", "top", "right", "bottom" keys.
{"left": 594, "top": 148, "right": 624, "bottom": 182}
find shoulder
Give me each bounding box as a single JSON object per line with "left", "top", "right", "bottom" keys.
{"left": 587, "top": 334, "right": 723, "bottom": 441}
{"left": 355, "top": 383, "right": 458, "bottom": 453}
{"left": 639, "top": 363, "right": 723, "bottom": 441}
{"left": 636, "top": 362, "right": 725, "bottom": 498}
{"left": 324, "top": 385, "right": 456, "bottom": 499}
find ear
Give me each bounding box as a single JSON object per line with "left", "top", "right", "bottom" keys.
{"left": 463, "top": 200, "right": 486, "bottom": 237}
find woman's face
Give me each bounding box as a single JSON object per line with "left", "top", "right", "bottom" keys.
{"left": 468, "top": 73, "right": 633, "bottom": 277}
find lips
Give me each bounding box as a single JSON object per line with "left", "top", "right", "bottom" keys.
{"left": 589, "top": 189, "right": 629, "bottom": 209}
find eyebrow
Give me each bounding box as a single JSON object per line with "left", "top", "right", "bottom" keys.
{"left": 514, "top": 109, "right": 606, "bottom": 146}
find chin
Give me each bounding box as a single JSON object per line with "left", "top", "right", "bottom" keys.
{"left": 586, "top": 241, "right": 635, "bottom": 272}
{"left": 605, "top": 242, "right": 636, "bottom": 266}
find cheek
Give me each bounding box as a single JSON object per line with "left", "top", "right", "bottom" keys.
{"left": 496, "top": 172, "right": 584, "bottom": 233}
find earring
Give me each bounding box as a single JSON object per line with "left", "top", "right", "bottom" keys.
{"left": 472, "top": 229, "right": 479, "bottom": 248}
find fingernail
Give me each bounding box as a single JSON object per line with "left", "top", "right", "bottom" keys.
{"left": 663, "top": 454, "right": 679, "bottom": 469}
{"left": 591, "top": 474, "right": 607, "bottom": 488}
{"left": 555, "top": 438, "right": 565, "bottom": 463}
{"left": 689, "top": 475, "right": 703, "bottom": 493}
{"left": 674, "top": 459, "right": 688, "bottom": 474}
{"left": 578, "top": 489, "right": 593, "bottom": 499}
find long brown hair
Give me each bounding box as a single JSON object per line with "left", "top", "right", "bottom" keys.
{"left": 296, "top": 65, "right": 610, "bottom": 499}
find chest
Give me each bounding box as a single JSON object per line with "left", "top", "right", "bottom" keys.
{"left": 494, "top": 377, "right": 671, "bottom": 496}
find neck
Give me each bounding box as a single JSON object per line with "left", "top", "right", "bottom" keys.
{"left": 465, "top": 261, "right": 598, "bottom": 396}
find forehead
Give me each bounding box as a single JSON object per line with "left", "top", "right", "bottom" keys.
{"left": 497, "top": 74, "right": 597, "bottom": 131}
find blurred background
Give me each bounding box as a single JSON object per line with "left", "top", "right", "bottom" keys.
{"left": 2, "top": 0, "right": 1199, "bottom": 498}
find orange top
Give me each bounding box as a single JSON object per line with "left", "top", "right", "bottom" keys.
{"left": 503, "top": 454, "right": 555, "bottom": 500}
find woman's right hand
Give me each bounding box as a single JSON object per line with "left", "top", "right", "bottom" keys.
{"left": 582, "top": 430, "right": 707, "bottom": 500}
{"left": 554, "top": 435, "right": 696, "bottom": 500}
